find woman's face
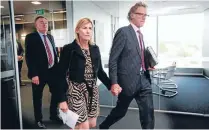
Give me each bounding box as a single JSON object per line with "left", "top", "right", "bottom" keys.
{"left": 76, "top": 22, "right": 93, "bottom": 42}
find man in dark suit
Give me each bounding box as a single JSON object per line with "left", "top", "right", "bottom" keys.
{"left": 99, "top": 2, "right": 154, "bottom": 129}
{"left": 25, "top": 16, "right": 61, "bottom": 128}
{"left": 17, "top": 41, "right": 26, "bottom": 86}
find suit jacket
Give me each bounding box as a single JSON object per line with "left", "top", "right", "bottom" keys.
{"left": 25, "top": 32, "right": 58, "bottom": 79}
{"left": 109, "top": 25, "right": 151, "bottom": 96}
{"left": 57, "top": 39, "right": 111, "bottom": 102}
{"left": 17, "top": 41, "right": 24, "bottom": 57}
{"left": 17, "top": 41, "right": 24, "bottom": 62}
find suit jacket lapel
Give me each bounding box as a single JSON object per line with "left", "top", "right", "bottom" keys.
{"left": 89, "top": 44, "right": 96, "bottom": 74}
{"left": 89, "top": 44, "right": 97, "bottom": 71}
{"left": 35, "top": 32, "right": 58, "bottom": 63}
{"left": 35, "top": 32, "right": 44, "bottom": 45}
{"left": 34, "top": 32, "right": 49, "bottom": 64}
{"left": 72, "top": 40, "right": 85, "bottom": 58}
{"left": 128, "top": 25, "right": 142, "bottom": 60}
{"left": 35, "top": 32, "right": 47, "bottom": 55}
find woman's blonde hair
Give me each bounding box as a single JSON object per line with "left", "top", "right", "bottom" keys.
{"left": 75, "top": 18, "right": 94, "bottom": 45}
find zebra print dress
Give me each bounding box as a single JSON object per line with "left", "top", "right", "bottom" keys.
{"left": 66, "top": 48, "right": 99, "bottom": 124}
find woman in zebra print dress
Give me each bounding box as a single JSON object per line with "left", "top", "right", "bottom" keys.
{"left": 66, "top": 48, "right": 99, "bottom": 125}
{"left": 58, "top": 18, "right": 115, "bottom": 129}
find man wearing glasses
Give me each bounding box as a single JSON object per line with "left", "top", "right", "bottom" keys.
{"left": 99, "top": 2, "right": 154, "bottom": 129}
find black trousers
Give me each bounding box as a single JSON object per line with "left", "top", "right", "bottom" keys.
{"left": 18, "top": 61, "right": 23, "bottom": 84}
{"left": 100, "top": 74, "right": 154, "bottom": 129}
{"left": 32, "top": 67, "right": 59, "bottom": 122}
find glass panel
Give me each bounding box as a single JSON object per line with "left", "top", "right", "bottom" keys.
{"left": 1, "top": 1, "right": 21, "bottom": 128}
{"left": 1, "top": 2, "right": 15, "bottom": 73}
{"left": 51, "top": 8, "right": 67, "bottom": 56}
{"left": 143, "top": 17, "right": 160, "bottom": 110}
{"left": 158, "top": 13, "right": 204, "bottom": 68}
{"left": 141, "top": 17, "right": 157, "bottom": 53}
{"left": 158, "top": 13, "right": 205, "bottom": 114}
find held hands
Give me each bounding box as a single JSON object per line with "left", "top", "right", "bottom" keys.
{"left": 59, "top": 101, "right": 69, "bottom": 113}
{"left": 32, "top": 76, "right": 39, "bottom": 85}
{"left": 110, "top": 84, "right": 122, "bottom": 96}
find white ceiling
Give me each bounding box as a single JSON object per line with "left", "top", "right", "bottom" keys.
{"left": 1, "top": 1, "right": 209, "bottom": 17}
{"left": 91, "top": 1, "right": 209, "bottom": 17}
{"left": 1, "top": 1, "right": 65, "bottom": 15}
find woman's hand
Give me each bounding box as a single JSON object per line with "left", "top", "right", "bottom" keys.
{"left": 59, "top": 101, "right": 69, "bottom": 113}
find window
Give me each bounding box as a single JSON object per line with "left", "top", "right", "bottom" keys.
{"left": 141, "top": 17, "right": 157, "bottom": 53}
{"left": 158, "top": 13, "right": 204, "bottom": 67}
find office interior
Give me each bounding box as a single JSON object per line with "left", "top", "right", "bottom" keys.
{"left": 1, "top": 0, "right": 209, "bottom": 129}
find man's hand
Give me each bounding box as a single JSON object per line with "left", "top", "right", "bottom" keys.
{"left": 18, "top": 56, "right": 23, "bottom": 61}
{"left": 32, "top": 76, "right": 39, "bottom": 85}
{"left": 59, "top": 101, "right": 69, "bottom": 113}
{"left": 148, "top": 67, "right": 155, "bottom": 71}
{"left": 111, "top": 84, "right": 122, "bottom": 96}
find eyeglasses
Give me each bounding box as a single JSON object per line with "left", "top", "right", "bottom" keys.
{"left": 134, "top": 13, "right": 149, "bottom": 17}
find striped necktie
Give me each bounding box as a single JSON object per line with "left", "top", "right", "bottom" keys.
{"left": 43, "top": 35, "right": 53, "bottom": 66}
{"left": 137, "top": 30, "right": 146, "bottom": 71}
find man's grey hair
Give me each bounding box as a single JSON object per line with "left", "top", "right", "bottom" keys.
{"left": 127, "top": 1, "right": 147, "bottom": 21}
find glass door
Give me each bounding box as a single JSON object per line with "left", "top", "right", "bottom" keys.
{"left": 1, "top": 1, "right": 22, "bottom": 129}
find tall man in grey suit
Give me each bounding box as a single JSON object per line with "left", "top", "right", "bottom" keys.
{"left": 99, "top": 2, "right": 154, "bottom": 129}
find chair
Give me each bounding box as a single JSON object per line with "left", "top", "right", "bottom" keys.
{"left": 152, "top": 65, "right": 178, "bottom": 97}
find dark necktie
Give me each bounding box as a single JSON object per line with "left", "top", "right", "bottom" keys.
{"left": 43, "top": 35, "right": 53, "bottom": 66}
{"left": 137, "top": 30, "right": 146, "bottom": 71}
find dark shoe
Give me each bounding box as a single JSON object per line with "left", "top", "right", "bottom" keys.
{"left": 50, "top": 116, "right": 63, "bottom": 124}
{"left": 99, "top": 124, "right": 109, "bottom": 129}
{"left": 35, "top": 121, "right": 46, "bottom": 129}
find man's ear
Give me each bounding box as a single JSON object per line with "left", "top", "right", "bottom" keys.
{"left": 34, "top": 23, "right": 37, "bottom": 28}
{"left": 130, "top": 13, "right": 134, "bottom": 19}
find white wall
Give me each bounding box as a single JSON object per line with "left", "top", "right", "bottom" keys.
{"left": 72, "top": 1, "right": 112, "bottom": 61}
{"left": 203, "top": 9, "right": 209, "bottom": 76}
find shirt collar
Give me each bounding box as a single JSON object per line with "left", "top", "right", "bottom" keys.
{"left": 38, "top": 31, "right": 46, "bottom": 36}
{"left": 130, "top": 22, "right": 140, "bottom": 33}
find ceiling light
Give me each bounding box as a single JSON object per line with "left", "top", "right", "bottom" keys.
{"left": 54, "top": 10, "right": 66, "bottom": 14}
{"left": 21, "top": 33, "right": 26, "bottom": 40}
{"left": 0, "top": 5, "right": 4, "bottom": 8}
{"left": 15, "top": 15, "right": 24, "bottom": 17}
{"left": 21, "top": 33, "right": 26, "bottom": 37}
{"left": 31, "top": 1, "right": 42, "bottom": 5}
{"left": 164, "top": 6, "right": 188, "bottom": 10}
{"left": 149, "top": 6, "right": 195, "bottom": 15}
{"left": 15, "top": 18, "right": 21, "bottom": 20}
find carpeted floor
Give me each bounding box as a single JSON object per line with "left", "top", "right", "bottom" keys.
{"left": 99, "top": 75, "right": 209, "bottom": 114}
{"left": 20, "top": 75, "right": 209, "bottom": 129}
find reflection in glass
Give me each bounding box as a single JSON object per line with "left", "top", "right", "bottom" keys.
{"left": 158, "top": 13, "right": 204, "bottom": 68}
{"left": 1, "top": 11, "right": 15, "bottom": 72}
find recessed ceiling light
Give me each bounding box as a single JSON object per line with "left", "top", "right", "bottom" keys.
{"left": 31, "top": 1, "right": 42, "bottom": 5}
{"left": 54, "top": 10, "right": 66, "bottom": 14}
{"left": 0, "top": 5, "right": 4, "bottom": 8}
{"left": 149, "top": 6, "right": 194, "bottom": 15}
{"left": 15, "top": 17, "right": 22, "bottom": 21}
